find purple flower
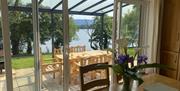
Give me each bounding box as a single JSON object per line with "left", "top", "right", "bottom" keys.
{"left": 137, "top": 55, "right": 148, "bottom": 64}
{"left": 117, "top": 55, "right": 129, "bottom": 64}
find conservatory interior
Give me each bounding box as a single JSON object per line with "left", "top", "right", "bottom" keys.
{"left": 0, "top": 0, "right": 180, "bottom": 91}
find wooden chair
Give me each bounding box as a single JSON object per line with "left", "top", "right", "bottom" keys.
{"left": 70, "top": 58, "right": 82, "bottom": 84}
{"left": 54, "top": 48, "right": 62, "bottom": 55}
{"left": 53, "top": 48, "right": 62, "bottom": 62}
{"left": 69, "top": 45, "right": 86, "bottom": 53}
{"left": 79, "top": 62, "right": 110, "bottom": 91}
{"left": 40, "top": 53, "right": 62, "bottom": 80}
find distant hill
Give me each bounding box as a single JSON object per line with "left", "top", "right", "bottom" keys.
{"left": 74, "top": 19, "right": 94, "bottom": 28}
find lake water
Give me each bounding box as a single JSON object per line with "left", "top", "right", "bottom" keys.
{"left": 41, "top": 29, "right": 93, "bottom": 53}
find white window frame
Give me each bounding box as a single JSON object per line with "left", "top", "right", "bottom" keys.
{"left": 0, "top": 0, "right": 13, "bottom": 91}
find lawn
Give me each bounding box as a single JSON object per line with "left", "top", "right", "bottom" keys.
{"left": 12, "top": 54, "right": 52, "bottom": 69}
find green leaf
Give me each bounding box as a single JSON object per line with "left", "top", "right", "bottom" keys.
{"left": 112, "top": 64, "right": 123, "bottom": 75}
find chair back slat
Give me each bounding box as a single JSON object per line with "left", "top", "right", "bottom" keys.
{"left": 80, "top": 62, "right": 109, "bottom": 91}
{"left": 70, "top": 45, "right": 86, "bottom": 53}
{"left": 54, "top": 48, "right": 62, "bottom": 55}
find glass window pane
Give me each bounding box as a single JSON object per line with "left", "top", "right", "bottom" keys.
{"left": 120, "top": 4, "right": 141, "bottom": 47}
{"left": 40, "top": 13, "right": 63, "bottom": 91}
{"left": 7, "top": 10, "right": 35, "bottom": 91}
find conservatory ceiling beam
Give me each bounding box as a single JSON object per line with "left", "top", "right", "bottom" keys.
{"left": 92, "top": 3, "right": 113, "bottom": 14}
{"left": 52, "top": 1, "right": 63, "bottom": 11}
{"left": 8, "top": 6, "right": 103, "bottom": 16}
{"left": 38, "top": 0, "right": 44, "bottom": 5}
{"left": 80, "top": 0, "right": 106, "bottom": 13}
{"left": 69, "top": 0, "right": 87, "bottom": 11}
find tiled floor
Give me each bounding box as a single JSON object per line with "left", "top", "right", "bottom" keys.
{"left": 0, "top": 68, "right": 64, "bottom": 91}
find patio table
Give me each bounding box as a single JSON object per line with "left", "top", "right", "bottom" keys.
{"left": 55, "top": 50, "right": 112, "bottom": 63}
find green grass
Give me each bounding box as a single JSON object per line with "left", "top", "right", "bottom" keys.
{"left": 12, "top": 54, "right": 52, "bottom": 69}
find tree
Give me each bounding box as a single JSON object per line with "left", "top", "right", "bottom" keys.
{"left": 8, "top": 0, "right": 27, "bottom": 55}
{"left": 121, "top": 6, "right": 140, "bottom": 47}
{"left": 9, "top": 11, "right": 24, "bottom": 55}
{"left": 89, "top": 15, "right": 112, "bottom": 50}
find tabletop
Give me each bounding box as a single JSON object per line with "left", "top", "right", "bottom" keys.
{"left": 55, "top": 50, "right": 112, "bottom": 60}
{"left": 110, "top": 74, "right": 180, "bottom": 91}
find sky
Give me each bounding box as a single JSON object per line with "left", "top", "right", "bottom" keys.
{"left": 71, "top": 12, "right": 113, "bottom": 20}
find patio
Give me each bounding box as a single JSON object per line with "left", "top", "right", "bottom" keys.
{"left": 0, "top": 68, "right": 64, "bottom": 91}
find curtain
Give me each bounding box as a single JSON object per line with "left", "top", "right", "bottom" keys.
{"left": 140, "top": 0, "right": 163, "bottom": 73}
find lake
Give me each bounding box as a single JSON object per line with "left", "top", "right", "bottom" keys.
{"left": 41, "top": 29, "right": 93, "bottom": 53}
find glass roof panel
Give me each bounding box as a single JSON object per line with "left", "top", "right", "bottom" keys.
{"left": 97, "top": 5, "right": 113, "bottom": 13}
{"left": 57, "top": 0, "right": 81, "bottom": 10}
{"left": 57, "top": 4, "right": 62, "bottom": 10}
{"left": 86, "top": 0, "right": 113, "bottom": 12}
{"left": 41, "top": 0, "right": 60, "bottom": 9}
{"left": 68, "top": 0, "right": 82, "bottom": 9}
{"left": 71, "top": 0, "right": 102, "bottom": 11}
{"left": 8, "top": 0, "right": 116, "bottom": 15}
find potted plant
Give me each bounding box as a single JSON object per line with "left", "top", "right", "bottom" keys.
{"left": 102, "top": 39, "right": 168, "bottom": 91}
